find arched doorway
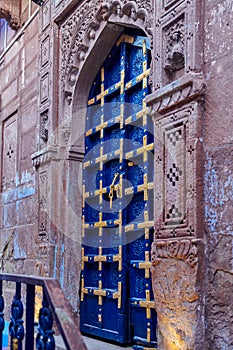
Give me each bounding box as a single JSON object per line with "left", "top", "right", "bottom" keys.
{"left": 80, "top": 28, "right": 157, "bottom": 349}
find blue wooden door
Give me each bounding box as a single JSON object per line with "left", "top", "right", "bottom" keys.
{"left": 80, "top": 30, "right": 157, "bottom": 349}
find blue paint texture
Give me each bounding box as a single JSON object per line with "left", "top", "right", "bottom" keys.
{"left": 14, "top": 232, "right": 27, "bottom": 259}
{"left": 205, "top": 153, "right": 233, "bottom": 234}
{"left": 59, "top": 244, "right": 65, "bottom": 288}
{"left": 53, "top": 245, "right": 58, "bottom": 279}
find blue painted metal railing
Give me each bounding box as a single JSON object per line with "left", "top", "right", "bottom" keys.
{"left": 0, "top": 273, "right": 87, "bottom": 350}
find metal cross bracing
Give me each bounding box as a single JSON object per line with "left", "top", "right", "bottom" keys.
{"left": 80, "top": 30, "right": 157, "bottom": 349}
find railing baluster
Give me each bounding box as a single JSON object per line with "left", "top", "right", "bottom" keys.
{"left": 0, "top": 274, "right": 87, "bottom": 350}
{"left": 0, "top": 281, "right": 5, "bottom": 350}
{"left": 25, "top": 284, "right": 35, "bottom": 350}
{"left": 36, "top": 289, "right": 55, "bottom": 350}
{"left": 9, "top": 282, "right": 24, "bottom": 350}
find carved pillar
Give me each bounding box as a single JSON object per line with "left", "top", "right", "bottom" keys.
{"left": 31, "top": 0, "right": 61, "bottom": 280}
{"left": 0, "top": 0, "right": 20, "bottom": 30}
{"left": 31, "top": 0, "right": 85, "bottom": 311}
{"left": 147, "top": 0, "right": 206, "bottom": 348}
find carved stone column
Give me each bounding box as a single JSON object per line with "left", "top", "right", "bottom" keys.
{"left": 147, "top": 75, "right": 206, "bottom": 349}
{"left": 147, "top": 0, "right": 206, "bottom": 348}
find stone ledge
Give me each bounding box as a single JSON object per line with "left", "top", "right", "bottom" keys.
{"left": 31, "top": 146, "right": 59, "bottom": 167}
{"left": 146, "top": 73, "right": 206, "bottom": 115}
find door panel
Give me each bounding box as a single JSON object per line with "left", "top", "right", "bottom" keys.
{"left": 81, "top": 30, "right": 157, "bottom": 348}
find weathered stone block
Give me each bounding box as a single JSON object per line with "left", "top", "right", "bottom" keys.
{"left": 1, "top": 79, "right": 18, "bottom": 109}
{"left": 25, "top": 38, "right": 39, "bottom": 67}
{"left": 21, "top": 99, "right": 38, "bottom": 132}
{"left": 3, "top": 202, "right": 16, "bottom": 228}
{"left": 20, "top": 129, "right": 38, "bottom": 171}
{"left": 16, "top": 196, "right": 37, "bottom": 226}
{"left": 13, "top": 226, "right": 35, "bottom": 260}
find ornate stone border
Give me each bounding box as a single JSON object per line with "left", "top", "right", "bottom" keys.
{"left": 146, "top": 73, "right": 206, "bottom": 114}
{"left": 60, "top": 0, "right": 154, "bottom": 90}
{"left": 151, "top": 238, "right": 199, "bottom": 268}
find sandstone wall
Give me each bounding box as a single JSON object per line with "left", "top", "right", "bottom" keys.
{"left": 204, "top": 0, "right": 233, "bottom": 348}
{"left": 0, "top": 8, "right": 39, "bottom": 277}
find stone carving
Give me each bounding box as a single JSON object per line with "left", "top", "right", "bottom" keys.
{"left": 148, "top": 100, "right": 205, "bottom": 240}
{"left": 6, "top": 145, "right": 14, "bottom": 159}
{"left": 42, "top": 1, "right": 51, "bottom": 30}
{"left": 41, "top": 36, "right": 50, "bottom": 67}
{"left": 151, "top": 249, "right": 200, "bottom": 349}
{"left": 2, "top": 115, "right": 17, "bottom": 191}
{"left": 31, "top": 146, "right": 58, "bottom": 168}
{"left": 151, "top": 239, "right": 199, "bottom": 267}
{"left": 164, "top": 119, "right": 187, "bottom": 234}
{"left": 40, "top": 111, "right": 49, "bottom": 146}
{"left": 146, "top": 73, "right": 206, "bottom": 113}
{"left": 164, "top": 16, "right": 185, "bottom": 73}
{"left": 0, "top": 1, "right": 20, "bottom": 30}
{"left": 61, "top": 0, "right": 153, "bottom": 84}
{"left": 38, "top": 171, "right": 48, "bottom": 239}
{"left": 163, "top": 0, "right": 180, "bottom": 10}
{"left": 40, "top": 74, "right": 49, "bottom": 103}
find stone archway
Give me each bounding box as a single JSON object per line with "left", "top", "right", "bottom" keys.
{"left": 33, "top": 0, "right": 155, "bottom": 317}
{"left": 76, "top": 27, "right": 156, "bottom": 346}
{"left": 58, "top": 1, "right": 156, "bottom": 346}
{"left": 59, "top": 0, "right": 154, "bottom": 143}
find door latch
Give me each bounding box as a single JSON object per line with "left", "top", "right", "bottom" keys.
{"left": 108, "top": 172, "right": 120, "bottom": 209}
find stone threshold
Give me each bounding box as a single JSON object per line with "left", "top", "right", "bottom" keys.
{"left": 55, "top": 334, "right": 133, "bottom": 350}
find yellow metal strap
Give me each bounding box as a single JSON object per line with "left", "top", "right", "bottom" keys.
{"left": 94, "top": 280, "right": 107, "bottom": 305}
{"left": 113, "top": 282, "right": 122, "bottom": 309}
{"left": 139, "top": 290, "right": 155, "bottom": 319}
{"left": 81, "top": 278, "right": 88, "bottom": 302}
{"left": 138, "top": 251, "right": 152, "bottom": 279}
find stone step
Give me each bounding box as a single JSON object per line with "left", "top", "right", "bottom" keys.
{"left": 54, "top": 335, "right": 133, "bottom": 350}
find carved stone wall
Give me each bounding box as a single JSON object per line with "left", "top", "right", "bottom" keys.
{"left": 153, "top": 0, "right": 204, "bottom": 89}
{"left": 2, "top": 115, "right": 17, "bottom": 192}
{"left": 151, "top": 239, "right": 200, "bottom": 349}
{"left": 32, "top": 0, "right": 156, "bottom": 310}
{"left": 147, "top": 80, "right": 206, "bottom": 348}
{"left": 32, "top": 0, "right": 87, "bottom": 310}
{"left": 50, "top": 0, "right": 207, "bottom": 346}
{"left": 0, "top": 3, "right": 39, "bottom": 281}
{"left": 146, "top": 0, "right": 206, "bottom": 348}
